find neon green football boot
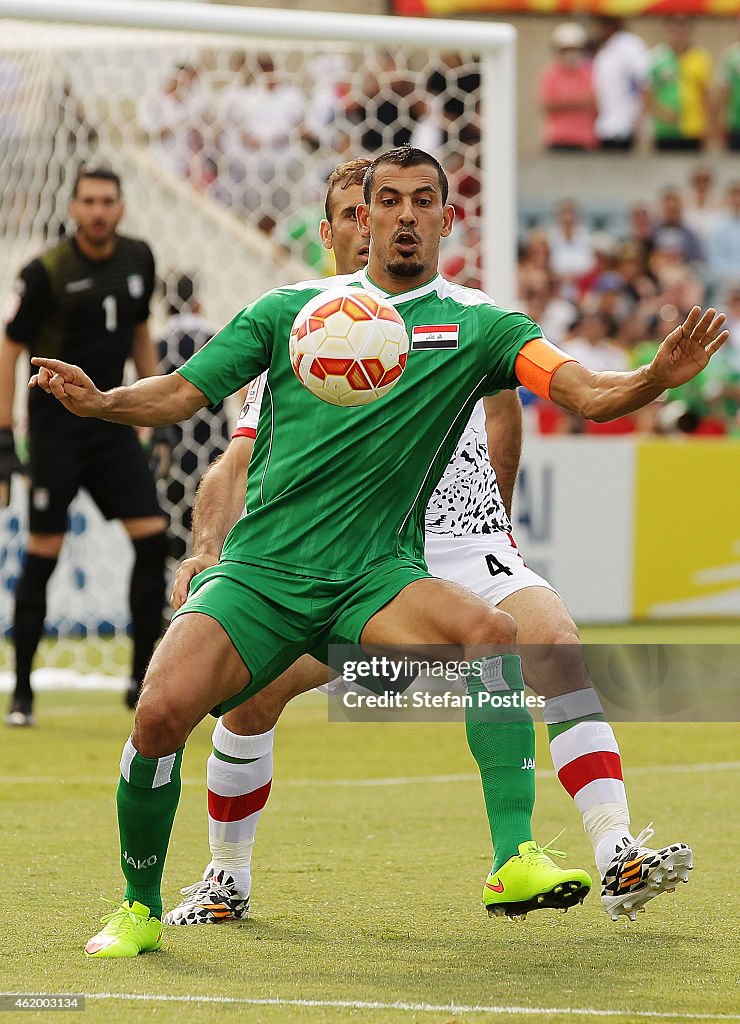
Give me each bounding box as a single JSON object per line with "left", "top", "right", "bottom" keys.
{"left": 483, "top": 837, "right": 592, "bottom": 920}
{"left": 85, "top": 900, "right": 163, "bottom": 958}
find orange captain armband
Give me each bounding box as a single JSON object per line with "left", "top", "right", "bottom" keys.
{"left": 514, "top": 338, "right": 577, "bottom": 401}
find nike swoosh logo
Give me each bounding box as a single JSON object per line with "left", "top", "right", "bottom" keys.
{"left": 486, "top": 880, "right": 505, "bottom": 893}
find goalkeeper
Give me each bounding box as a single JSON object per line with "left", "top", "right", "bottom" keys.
{"left": 30, "top": 147, "right": 728, "bottom": 959}
{"left": 1, "top": 166, "right": 168, "bottom": 723}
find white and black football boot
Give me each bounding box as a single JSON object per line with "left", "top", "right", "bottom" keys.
{"left": 164, "top": 868, "right": 250, "bottom": 925}
{"left": 601, "top": 822, "right": 693, "bottom": 922}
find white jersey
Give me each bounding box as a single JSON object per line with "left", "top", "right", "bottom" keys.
{"left": 234, "top": 374, "right": 511, "bottom": 538}
{"left": 424, "top": 400, "right": 511, "bottom": 537}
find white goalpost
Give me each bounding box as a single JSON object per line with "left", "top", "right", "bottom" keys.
{"left": 0, "top": 0, "right": 517, "bottom": 685}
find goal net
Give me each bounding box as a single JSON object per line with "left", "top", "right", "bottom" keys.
{"left": 0, "top": 2, "right": 515, "bottom": 686}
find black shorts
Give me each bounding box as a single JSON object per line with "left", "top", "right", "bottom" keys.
{"left": 27, "top": 424, "right": 164, "bottom": 534}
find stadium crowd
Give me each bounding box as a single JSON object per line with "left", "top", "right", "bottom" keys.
{"left": 539, "top": 16, "right": 739, "bottom": 154}
{"left": 514, "top": 177, "right": 740, "bottom": 436}
{"left": 131, "top": 20, "right": 739, "bottom": 436}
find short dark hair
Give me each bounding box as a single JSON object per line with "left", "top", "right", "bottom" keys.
{"left": 363, "top": 146, "right": 449, "bottom": 206}
{"left": 73, "top": 166, "right": 122, "bottom": 198}
{"left": 324, "top": 157, "right": 372, "bottom": 223}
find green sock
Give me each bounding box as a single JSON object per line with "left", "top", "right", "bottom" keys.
{"left": 116, "top": 738, "right": 184, "bottom": 919}
{"left": 465, "top": 654, "right": 535, "bottom": 872}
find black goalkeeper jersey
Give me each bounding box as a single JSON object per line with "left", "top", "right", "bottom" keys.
{"left": 7, "top": 234, "right": 155, "bottom": 435}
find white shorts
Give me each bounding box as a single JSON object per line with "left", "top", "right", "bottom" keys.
{"left": 424, "top": 531, "right": 555, "bottom": 606}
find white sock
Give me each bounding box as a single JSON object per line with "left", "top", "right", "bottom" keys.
{"left": 206, "top": 720, "right": 274, "bottom": 896}
{"left": 545, "top": 694, "right": 632, "bottom": 873}
{"left": 586, "top": 807, "right": 635, "bottom": 875}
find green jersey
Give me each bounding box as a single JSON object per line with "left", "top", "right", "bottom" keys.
{"left": 178, "top": 269, "right": 541, "bottom": 577}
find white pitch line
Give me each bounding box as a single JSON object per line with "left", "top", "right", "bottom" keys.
{"left": 282, "top": 761, "right": 740, "bottom": 787}
{"left": 0, "top": 761, "right": 738, "bottom": 787}
{"left": 0, "top": 992, "right": 737, "bottom": 1020}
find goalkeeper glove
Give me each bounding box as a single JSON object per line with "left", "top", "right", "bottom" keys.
{"left": 0, "top": 428, "right": 25, "bottom": 507}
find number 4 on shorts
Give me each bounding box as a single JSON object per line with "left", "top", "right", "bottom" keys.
{"left": 485, "top": 553, "right": 513, "bottom": 578}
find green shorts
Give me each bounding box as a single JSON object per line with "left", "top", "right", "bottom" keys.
{"left": 172, "top": 556, "right": 431, "bottom": 715}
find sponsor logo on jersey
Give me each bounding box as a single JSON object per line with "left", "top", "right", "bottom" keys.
{"left": 411, "top": 324, "right": 460, "bottom": 350}
{"left": 127, "top": 274, "right": 144, "bottom": 299}
{"left": 65, "top": 277, "right": 93, "bottom": 294}
{"left": 246, "top": 377, "right": 262, "bottom": 403}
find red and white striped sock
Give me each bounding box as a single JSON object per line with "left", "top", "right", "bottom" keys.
{"left": 545, "top": 691, "right": 633, "bottom": 874}
{"left": 206, "top": 719, "right": 274, "bottom": 896}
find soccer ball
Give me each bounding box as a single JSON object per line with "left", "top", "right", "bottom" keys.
{"left": 289, "top": 288, "right": 409, "bottom": 407}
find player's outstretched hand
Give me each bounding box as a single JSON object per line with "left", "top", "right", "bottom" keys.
{"left": 651, "top": 307, "right": 729, "bottom": 391}
{"left": 170, "top": 552, "right": 218, "bottom": 611}
{"left": 29, "top": 357, "right": 104, "bottom": 418}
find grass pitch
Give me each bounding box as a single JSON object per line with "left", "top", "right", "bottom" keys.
{"left": 1, "top": 626, "right": 739, "bottom": 1023}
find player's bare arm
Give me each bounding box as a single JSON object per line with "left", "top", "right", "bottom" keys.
{"left": 522, "top": 307, "right": 728, "bottom": 422}
{"left": 482, "top": 391, "right": 522, "bottom": 519}
{"left": 171, "top": 435, "right": 255, "bottom": 610}
{"left": 0, "top": 334, "right": 24, "bottom": 429}
{"left": 130, "top": 321, "right": 159, "bottom": 379}
{"left": 28, "top": 357, "right": 207, "bottom": 425}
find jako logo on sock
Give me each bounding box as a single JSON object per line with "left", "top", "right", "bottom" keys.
{"left": 123, "top": 851, "right": 157, "bottom": 869}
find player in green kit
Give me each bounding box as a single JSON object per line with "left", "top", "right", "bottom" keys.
{"left": 164, "top": 158, "right": 592, "bottom": 929}
{"left": 31, "top": 147, "right": 728, "bottom": 959}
